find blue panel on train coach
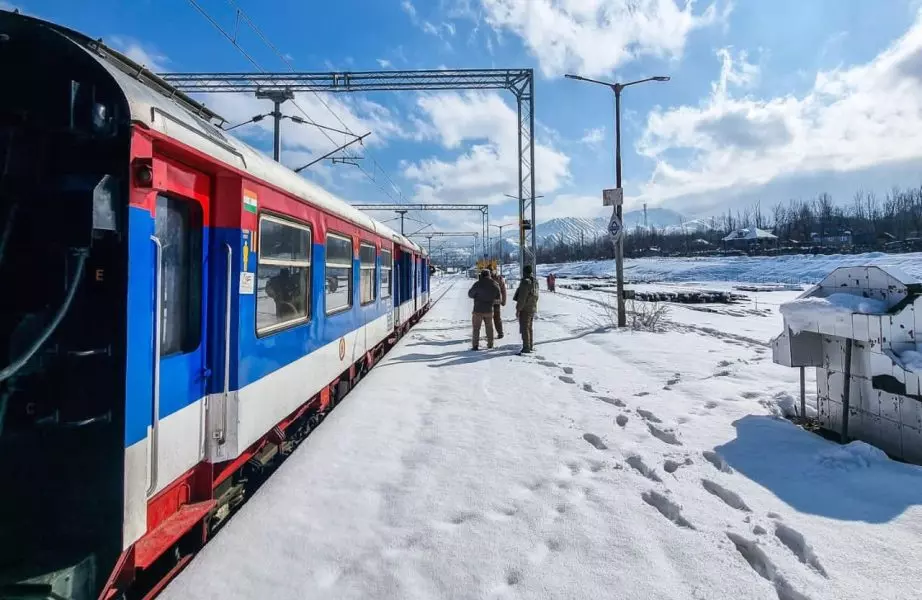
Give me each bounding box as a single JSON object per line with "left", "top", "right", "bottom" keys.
{"left": 125, "top": 207, "right": 155, "bottom": 447}
{"left": 124, "top": 205, "right": 215, "bottom": 447}
{"left": 235, "top": 243, "right": 388, "bottom": 390}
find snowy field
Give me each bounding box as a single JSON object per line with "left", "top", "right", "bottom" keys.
{"left": 542, "top": 251, "right": 922, "bottom": 284}
{"left": 163, "top": 271, "right": 922, "bottom": 600}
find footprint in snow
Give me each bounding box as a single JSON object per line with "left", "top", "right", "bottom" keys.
{"left": 666, "top": 373, "right": 681, "bottom": 386}
{"left": 716, "top": 359, "right": 732, "bottom": 368}
{"left": 702, "top": 450, "right": 734, "bottom": 474}
{"left": 701, "top": 479, "right": 751, "bottom": 512}
{"left": 636, "top": 409, "right": 662, "bottom": 423}
{"left": 647, "top": 423, "right": 682, "bottom": 446}
{"left": 616, "top": 414, "right": 629, "bottom": 427}
{"left": 582, "top": 433, "right": 607, "bottom": 450}
{"left": 725, "top": 533, "right": 812, "bottom": 600}
{"left": 538, "top": 361, "right": 558, "bottom": 368}
{"left": 774, "top": 523, "right": 828, "bottom": 578}
{"left": 705, "top": 400, "right": 720, "bottom": 409}
{"left": 641, "top": 490, "right": 694, "bottom": 529}
{"left": 740, "top": 391, "right": 762, "bottom": 399}
{"left": 634, "top": 391, "right": 651, "bottom": 397}
{"left": 595, "top": 395, "right": 626, "bottom": 407}
{"left": 626, "top": 455, "right": 662, "bottom": 482}
{"left": 562, "top": 366, "right": 574, "bottom": 374}
{"left": 582, "top": 383, "right": 595, "bottom": 393}
{"left": 559, "top": 375, "right": 576, "bottom": 384}
{"left": 663, "top": 457, "right": 693, "bottom": 474}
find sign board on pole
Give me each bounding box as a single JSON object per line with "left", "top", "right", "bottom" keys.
{"left": 608, "top": 213, "right": 623, "bottom": 241}
{"left": 602, "top": 188, "right": 624, "bottom": 207}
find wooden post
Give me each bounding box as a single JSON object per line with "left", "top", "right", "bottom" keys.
{"left": 841, "top": 339, "right": 853, "bottom": 442}
{"left": 799, "top": 366, "right": 806, "bottom": 422}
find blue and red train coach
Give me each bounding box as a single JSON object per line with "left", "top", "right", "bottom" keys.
{"left": 0, "top": 11, "right": 430, "bottom": 600}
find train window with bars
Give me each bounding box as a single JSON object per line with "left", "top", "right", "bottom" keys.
{"left": 380, "top": 248, "right": 392, "bottom": 300}
{"left": 359, "top": 242, "right": 376, "bottom": 305}
{"left": 325, "top": 232, "right": 353, "bottom": 314}
{"left": 155, "top": 195, "right": 202, "bottom": 356}
{"left": 256, "top": 215, "right": 311, "bottom": 335}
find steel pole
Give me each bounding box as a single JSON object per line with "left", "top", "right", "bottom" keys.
{"left": 529, "top": 88, "right": 537, "bottom": 272}
{"left": 614, "top": 87, "right": 626, "bottom": 328}
{"left": 272, "top": 99, "right": 282, "bottom": 162}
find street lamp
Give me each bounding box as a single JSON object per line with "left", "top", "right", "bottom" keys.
{"left": 564, "top": 73, "right": 670, "bottom": 327}
{"left": 490, "top": 222, "right": 516, "bottom": 267}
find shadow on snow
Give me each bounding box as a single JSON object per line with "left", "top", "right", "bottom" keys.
{"left": 388, "top": 348, "right": 520, "bottom": 368}
{"left": 715, "top": 415, "right": 922, "bottom": 523}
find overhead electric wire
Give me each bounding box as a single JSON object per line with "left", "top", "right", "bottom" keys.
{"left": 185, "top": 0, "right": 428, "bottom": 226}
{"left": 217, "top": 0, "right": 429, "bottom": 228}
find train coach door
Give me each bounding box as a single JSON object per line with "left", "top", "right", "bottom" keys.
{"left": 147, "top": 170, "right": 211, "bottom": 499}
{"left": 394, "top": 258, "right": 402, "bottom": 328}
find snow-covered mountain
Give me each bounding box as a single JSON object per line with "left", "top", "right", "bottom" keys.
{"left": 534, "top": 217, "right": 609, "bottom": 246}
{"left": 530, "top": 208, "right": 690, "bottom": 247}
{"left": 622, "top": 208, "right": 686, "bottom": 230}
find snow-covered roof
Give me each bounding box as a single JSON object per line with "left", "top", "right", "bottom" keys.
{"left": 722, "top": 228, "right": 778, "bottom": 242}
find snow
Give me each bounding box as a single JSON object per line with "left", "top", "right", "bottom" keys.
{"left": 779, "top": 293, "right": 889, "bottom": 334}
{"left": 163, "top": 274, "right": 922, "bottom": 600}
{"left": 723, "top": 228, "right": 778, "bottom": 242}
{"left": 543, "top": 252, "right": 922, "bottom": 284}
{"left": 897, "top": 347, "right": 922, "bottom": 373}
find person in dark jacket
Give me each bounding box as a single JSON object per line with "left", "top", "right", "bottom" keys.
{"left": 468, "top": 269, "right": 501, "bottom": 349}
{"left": 491, "top": 267, "right": 507, "bottom": 339}
{"left": 513, "top": 264, "right": 539, "bottom": 354}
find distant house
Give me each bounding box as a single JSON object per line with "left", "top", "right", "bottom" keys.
{"left": 722, "top": 228, "right": 778, "bottom": 249}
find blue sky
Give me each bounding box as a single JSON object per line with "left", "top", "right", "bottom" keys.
{"left": 7, "top": 0, "right": 922, "bottom": 233}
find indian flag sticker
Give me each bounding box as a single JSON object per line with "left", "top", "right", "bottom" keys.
{"left": 243, "top": 190, "right": 258, "bottom": 214}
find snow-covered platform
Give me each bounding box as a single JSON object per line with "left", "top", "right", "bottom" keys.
{"left": 163, "top": 276, "right": 922, "bottom": 600}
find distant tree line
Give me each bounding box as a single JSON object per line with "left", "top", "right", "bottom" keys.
{"left": 535, "top": 186, "right": 922, "bottom": 264}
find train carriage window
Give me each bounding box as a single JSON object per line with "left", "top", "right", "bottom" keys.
{"left": 256, "top": 215, "right": 311, "bottom": 334}
{"left": 381, "top": 249, "right": 393, "bottom": 300}
{"left": 359, "top": 243, "right": 376, "bottom": 305}
{"left": 326, "top": 232, "right": 353, "bottom": 314}
{"left": 155, "top": 195, "right": 203, "bottom": 355}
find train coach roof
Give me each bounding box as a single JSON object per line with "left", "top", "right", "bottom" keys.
{"left": 1, "top": 10, "right": 425, "bottom": 256}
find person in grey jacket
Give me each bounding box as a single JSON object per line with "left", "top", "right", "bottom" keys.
{"left": 468, "top": 269, "right": 501, "bottom": 349}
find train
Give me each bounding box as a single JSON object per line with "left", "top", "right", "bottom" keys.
{"left": 0, "top": 11, "right": 433, "bottom": 600}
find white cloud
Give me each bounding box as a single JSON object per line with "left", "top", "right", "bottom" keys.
{"left": 536, "top": 193, "right": 606, "bottom": 220}
{"left": 108, "top": 35, "right": 170, "bottom": 72}
{"left": 401, "top": 0, "right": 418, "bottom": 20}
{"left": 478, "top": 0, "right": 729, "bottom": 77}
{"left": 377, "top": 58, "right": 393, "bottom": 68}
{"left": 636, "top": 13, "right": 922, "bottom": 213}
{"left": 580, "top": 126, "right": 605, "bottom": 144}
{"left": 401, "top": 91, "right": 571, "bottom": 205}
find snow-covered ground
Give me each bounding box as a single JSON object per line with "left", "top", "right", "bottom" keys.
{"left": 163, "top": 273, "right": 922, "bottom": 600}
{"left": 543, "top": 252, "right": 922, "bottom": 284}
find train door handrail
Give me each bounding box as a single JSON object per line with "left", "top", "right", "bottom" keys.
{"left": 147, "top": 235, "right": 163, "bottom": 497}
